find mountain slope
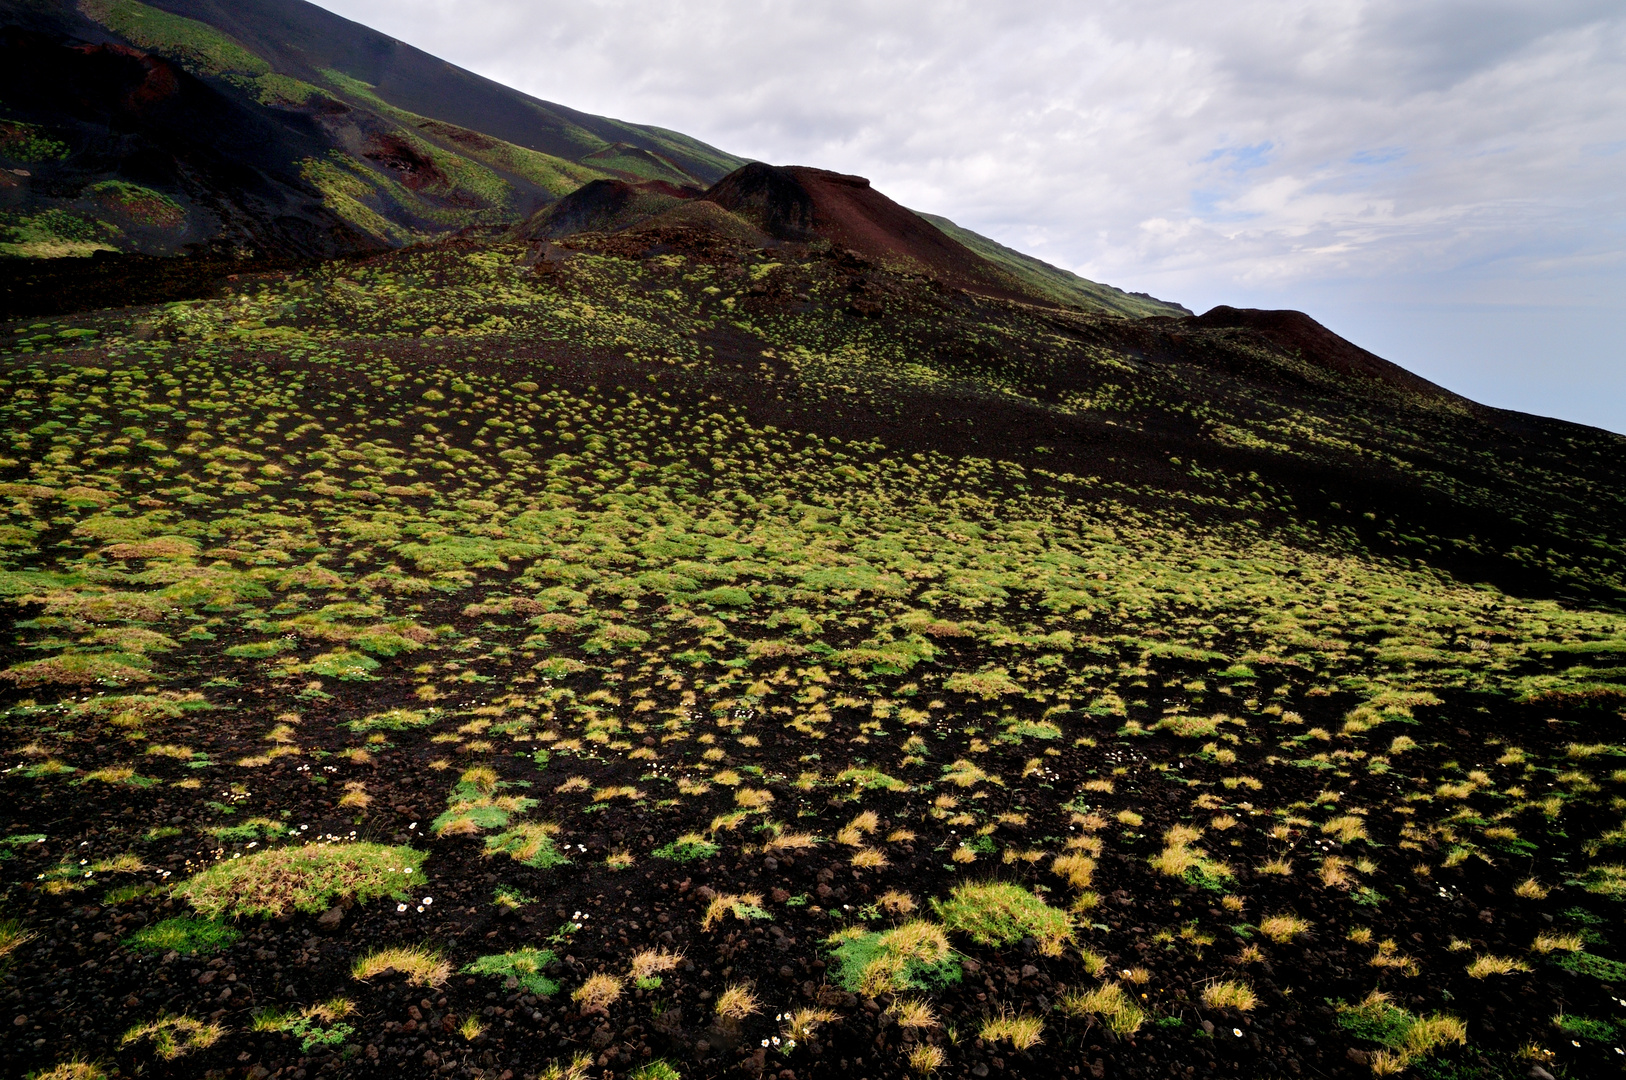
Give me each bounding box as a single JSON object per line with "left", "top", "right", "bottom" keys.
{"left": 920, "top": 211, "right": 1189, "bottom": 318}
{"left": 0, "top": 0, "right": 745, "bottom": 259}
{"left": 0, "top": 0, "right": 1186, "bottom": 326}
{"left": 510, "top": 161, "right": 1193, "bottom": 317}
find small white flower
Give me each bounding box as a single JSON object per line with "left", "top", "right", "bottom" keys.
{"left": 1234, "top": 1028, "right": 1243, "bottom": 1038}
{"left": 416, "top": 905, "right": 424, "bottom": 913}
{"left": 397, "top": 903, "right": 408, "bottom": 912}
{"left": 761, "top": 1040, "right": 769, "bottom": 1048}
{"left": 423, "top": 897, "right": 433, "bottom": 905}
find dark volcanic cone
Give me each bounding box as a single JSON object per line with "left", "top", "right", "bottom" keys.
{"left": 510, "top": 179, "right": 687, "bottom": 241}
{"left": 703, "top": 162, "right": 1038, "bottom": 300}
{"left": 1186, "top": 305, "right": 1463, "bottom": 403}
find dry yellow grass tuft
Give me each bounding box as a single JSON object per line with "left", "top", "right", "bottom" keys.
{"left": 701, "top": 892, "right": 765, "bottom": 932}
{"left": 1513, "top": 878, "right": 1550, "bottom": 899}
{"left": 537, "top": 1053, "right": 593, "bottom": 1080}
{"left": 1059, "top": 982, "right": 1144, "bottom": 1035}
{"left": 876, "top": 889, "right": 916, "bottom": 913}
{"left": 28, "top": 1060, "right": 106, "bottom": 1080}
{"left": 1201, "top": 980, "right": 1257, "bottom": 1012}
{"left": 1531, "top": 931, "right": 1583, "bottom": 954}
{"left": 1321, "top": 815, "right": 1370, "bottom": 844}
{"left": 980, "top": 1010, "right": 1044, "bottom": 1051}
{"left": 714, "top": 983, "right": 760, "bottom": 1021}
{"left": 1258, "top": 914, "right": 1311, "bottom": 943}
{"left": 119, "top": 1014, "right": 225, "bottom": 1060}
{"left": 1466, "top": 954, "right": 1532, "bottom": 978}
{"left": 889, "top": 997, "right": 939, "bottom": 1029}
{"left": 851, "top": 848, "right": 888, "bottom": 869}
{"left": 763, "top": 831, "right": 819, "bottom": 852}
{"left": 782, "top": 1007, "right": 839, "bottom": 1042}
{"left": 1052, "top": 852, "right": 1096, "bottom": 888}
{"left": 352, "top": 945, "right": 450, "bottom": 987}
{"left": 572, "top": 973, "right": 624, "bottom": 1011}
{"left": 629, "top": 949, "right": 682, "bottom": 981}
{"left": 1318, "top": 856, "right": 1353, "bottom": 889}
{"left": 908, "top": 1043, "right": 946, "bottom": 1076}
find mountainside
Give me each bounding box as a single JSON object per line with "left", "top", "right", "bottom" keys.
{"left": 921, "top": 212, "right": 1193, "bottom": 319}
{"left": 0, "top": 0, "right": 1186, "bottom": 324}
{"left": 0, "top": 0, "right": 745, "bottom": 260}
{"left": 510, "top": 162, "right": 1191, "bottom": 317}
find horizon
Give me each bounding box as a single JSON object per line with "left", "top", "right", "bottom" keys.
{"left": 308, "top": 0, "right": 1626, "bottom": 435}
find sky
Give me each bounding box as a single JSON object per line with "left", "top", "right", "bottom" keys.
{"left": 313, "top": 0, "right": 1626, "bottom": 433}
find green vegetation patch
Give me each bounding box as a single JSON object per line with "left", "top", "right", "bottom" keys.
{"left": 652, "top": 836, "right": 719, "bottom": 862}
{"left": 1553, "top": 951, "right": 1626, "bottom": 982}
{"left": 171, "top": 842, "right": 425, "bottom": 918}
{"left": 123, "top": 916, "right": 240, "bottom": 956}
{"left": 79, "top": 0, "right": 271, "bottom": 76}
{"left": 463, "top": 948, "right": 560, "bottom": 996}
{"left": 933, "top": 881, "right": 1072, "bottom": 952}
{"left": 89, "top": 181, "right": 185, "bottom": 228}
{"left": 347, "top": 707, "right": 440, "bottom": 733}
{"left": 0, "top": 120, "right": 69, "bottom": 163}
{"left": 827, "top": 921, "right": 961, "bottom": 996}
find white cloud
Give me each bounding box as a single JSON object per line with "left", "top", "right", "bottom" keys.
{"left": 310, "top": 0, "right": 1626, "bottom": 430}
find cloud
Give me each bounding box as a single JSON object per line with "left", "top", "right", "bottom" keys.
{"left": 310, "top": 0, "right": 1626, "bottom": 429}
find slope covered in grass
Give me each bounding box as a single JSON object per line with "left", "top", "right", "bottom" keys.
{"left": 0, "top": 228, "right": 1622, "bottom": 1079}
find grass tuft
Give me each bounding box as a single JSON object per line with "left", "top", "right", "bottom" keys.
{"left": 352, "top": 945, "right": 450, "bottom": 986}
{"left": 979, "top": 1009, "right": 1044, "bottom": 1051}
{"left": 933, "top": 881, "right": 1071, "bottom": 955}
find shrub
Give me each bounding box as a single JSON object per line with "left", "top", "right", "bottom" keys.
{"left": 933, "top": 881, "right": 1072, "bottom": 955}
{"left": 172, "top": 842, "right": 425, "bottom": 918}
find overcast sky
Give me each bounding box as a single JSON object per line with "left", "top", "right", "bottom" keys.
{"left": 314, "top": 0, "right": 1626, "bottom": 433}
